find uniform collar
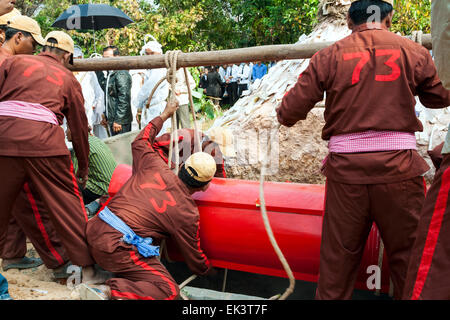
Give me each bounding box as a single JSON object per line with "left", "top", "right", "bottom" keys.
{"left": 38, "top": 52, "right": 64, "bottom": 64}
{"left": 352, "top": 23, "right": 389, "bottom": 33}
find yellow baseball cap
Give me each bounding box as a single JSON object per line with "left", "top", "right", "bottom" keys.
{"left": 7, "top": 15, "right": 45, "bottom": 46}
{"left": 207, "top": 127, "right": 236, "bottom": 158}
{"left": 0, "top": 8, "right": 21, "bottom": 26}
{"left": 351, "top": 0, "right": 394, "bottom": 5}
{"left": 44, "top": 31, "right": 74, "bottom": 64}
{"left": 44, "top": 31, "right": 74, "bottom": 54}
{"left": 184, "top": 152, "right": 217, "bottom": 184}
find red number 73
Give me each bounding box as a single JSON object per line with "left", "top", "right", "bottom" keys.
{"left": 23, "top": 58, "right": 65, "bottom": 87}
{"left": 343, "top": 49, "right": 401, "bottom": 85}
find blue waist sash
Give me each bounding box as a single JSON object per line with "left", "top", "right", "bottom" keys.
{"left": 98, "top": 206, "right": 160, "bottom": 258}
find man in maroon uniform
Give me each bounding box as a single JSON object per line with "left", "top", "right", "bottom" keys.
{"left": 85, "top": 101, "right": 217, "bottom": 300}
{"left": 0, "top": 16, "right": 70, "bottom": 275}
{"left": 402, "top": 0, "right": 450, "bottom": 300}
{"left": 276, "top": 0, "right": 450, "bottom": 299}
{"left": 0, "top": 31, "right": 103, "bottom": 283}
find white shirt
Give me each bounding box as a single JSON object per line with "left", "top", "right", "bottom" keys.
{"left": 174, "top": 69, "right": 196, "bottom": 106}
{"left": 230, "top": 64, "right": 240, "bottom": 83}
{"left": 75, "top": 71, "right": 105, "bottom": 127}
{"left": 238, "top": 64, "right": 251, "bottom": 85}
{"left": 134, "top": 68, "right": 171, "bottom": 134}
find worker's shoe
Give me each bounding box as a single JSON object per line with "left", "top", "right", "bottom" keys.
{"left": 1, "top": 256, "right": 43, "bottom": 271}
{"left": 85, "top": 201, "right": 101, "bottom": 218}
{"left": 78, "top": 284, "right": 110, "bottom": 300}
{"left": 52, "top": 261, "right": 73, "bottom": 279}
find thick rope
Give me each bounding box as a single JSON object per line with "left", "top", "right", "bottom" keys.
{"left": 144, "top": 51, "right": 202, "bottom": 170}
{"left": 183, "top": 67, "right": 202, "bottom": 153}
{"left": 165, "top": 50, "right": 181, "bottom": 175}
{"left": 179, "top": 274, "right": 198, "bottom": 300}
{"left": 375, "top": 239, "right": 384, "bottom": 296}
{"left": 260, "top": 123, "right": 296, "bottom": 300}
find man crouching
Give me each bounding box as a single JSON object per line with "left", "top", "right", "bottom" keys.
{"left": 83, "top": 100, "right": 217, "bottom": 300}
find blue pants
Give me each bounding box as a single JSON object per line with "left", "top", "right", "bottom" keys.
{"left": 0, "top": 273, "right": 12, "bottom": 300}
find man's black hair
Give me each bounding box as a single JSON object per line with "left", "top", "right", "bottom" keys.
{"left": 4, "top": 27, "right": 32, "bottom": 42}
{"left": 42, "top": 37, "right": 66, "bottom": 55}
{"left": 103, "top": 45, "right": 120, "bottom": 56}
{"left": 178, "top": 165, "right": 210, "bottom": 189}
{"left": 349, "top": 0, "right": 393, "bottom": 26}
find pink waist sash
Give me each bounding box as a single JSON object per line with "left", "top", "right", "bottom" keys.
{"left": 328, "top": 130, "right": 417, "bottom": 153}
{"left": 0, "top": 100, "right": 58, "bottom": 125}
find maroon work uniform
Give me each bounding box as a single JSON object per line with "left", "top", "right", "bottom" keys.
{"left": 0, "top": 183, "right": 69, "bottom": 269}
{"left": 0, "top": 49, "right": 69, "bottom": 269}
{"left": 277, "top": 24, "right": 450, "bottom": 299}
{"left": 402, "top": 153, "right": 450, "bottom": 299}
{"left": 153, "top": 128, "right": 227, "bottom": 178}
{"left": 0, "top": 52, "right": 94, "bottom": 267}
{"left": 86, "top": 116, "right": 211, "bottom": 300}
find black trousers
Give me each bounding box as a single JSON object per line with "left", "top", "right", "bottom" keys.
{"left": 229, "top": 82, "right": 239, "bottom": 106}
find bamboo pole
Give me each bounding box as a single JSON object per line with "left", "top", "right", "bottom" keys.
{"left": 70, "top": 34, "right": 432, "bottom": 72}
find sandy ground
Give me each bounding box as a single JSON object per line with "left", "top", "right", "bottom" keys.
{"left": 0, "top": 245, "right": 80, "bottom": 300}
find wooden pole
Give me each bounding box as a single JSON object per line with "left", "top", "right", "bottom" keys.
{"left": 70, "top": 34, "right": 432, "bottom": 72}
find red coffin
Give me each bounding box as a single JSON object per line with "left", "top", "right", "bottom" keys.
{"left": 108, "top": 164, "right": 391, "bottom": 293}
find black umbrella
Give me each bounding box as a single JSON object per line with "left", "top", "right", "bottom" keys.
{"left": 52, "top": 3, "right": 134, "bottom": 52}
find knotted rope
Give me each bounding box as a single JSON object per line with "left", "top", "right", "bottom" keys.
{"left": 144, "top": 50, "right": 202, "bottom": 172}
{"left": 165, "top": 50, "right": 181, "bottom": 174}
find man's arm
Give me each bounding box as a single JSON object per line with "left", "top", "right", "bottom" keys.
{"left": 0, "top": 56, "right": 13, "bottom": 92}
{"left": 416, "top": 50, "right": 450, "bottom": 109}
{"left": 172, "top": 216, "right": 212, "bottom": 276}
{"left": 276, "top": 53, "right": 326, "bottom": 127}
{"left": 131, "top": 100, "right": 179, "bottom": 170}
{"left": 113, "top": 71, "right": 132, "bottom": 125}
{"left": 66, "top": 79, "right": 90, "bottom": 186}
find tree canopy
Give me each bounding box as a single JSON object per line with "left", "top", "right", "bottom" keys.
{"left": 14, "top": 0, "right": 432, "bottom": 57}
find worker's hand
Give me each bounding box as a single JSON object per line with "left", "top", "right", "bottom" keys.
{"left": 113, "top": 122, "right": 122, "bottom": 133}
{"left": 77, "top": 174, "right": 88, "bottom": 189}
{"left": 161, "top": 100, "right": 179, "bottom": 122}
{"left": 101, "top": 114, "right": 108, "bottom": 128}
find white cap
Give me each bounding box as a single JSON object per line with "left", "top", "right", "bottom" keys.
{"left": 140, "top": 34, "right": 163, "bottom": 55}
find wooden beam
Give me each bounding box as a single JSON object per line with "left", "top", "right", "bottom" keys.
{"left": 70, "top": 34, "right": 432, "bottom": 72}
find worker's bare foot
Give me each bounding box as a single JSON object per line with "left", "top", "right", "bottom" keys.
{"left": 81, "top": 265, "right": 111, "bottom": 285}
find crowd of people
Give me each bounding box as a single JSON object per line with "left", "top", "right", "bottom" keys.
{"left": 198, "top": 61, "right": 275, "bottom": 107}
{"left": 0, "top": 0, "right": 450, "bottom": 302}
